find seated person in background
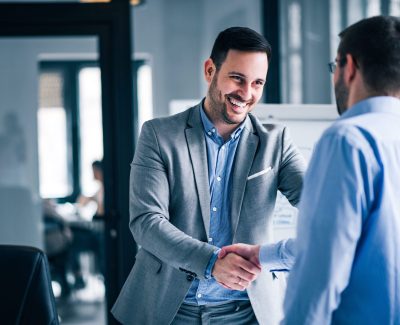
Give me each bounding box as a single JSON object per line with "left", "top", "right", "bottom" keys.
{"left": 70, "top": 160, "right": 105, "bottom": 289}
{"left": 43, "top": 198, "right": 73, "bottom": 298}
{"left": 77, "top": 160, "right": 104, "bottom": 219}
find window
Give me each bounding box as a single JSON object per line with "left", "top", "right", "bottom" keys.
{"left": 38, "top": 71, "right": 71, "bottom": 198}
{"left": 38, "top": 62, "right": 103, "bottom": 200}
{"left": 78, "top": 67, "right": 103, "bottom": 196}
{"left": 38, "top": 59, "right": 152, "bottom": 199}
{"left": 137, "top": 63, "right": 153, "bottom": 131}
{"left": 279, "top": 0, "right": 399, "bottom": 104}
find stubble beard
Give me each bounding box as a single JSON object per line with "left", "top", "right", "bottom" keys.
{"left": 335, "top": 70, "right": 349, "bottom": 116}
{"left": 207, "top": 75, "right": 247, "bottom": 126}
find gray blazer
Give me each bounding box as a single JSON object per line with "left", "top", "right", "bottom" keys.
{"left": 112, "top": 102, "right": 305, "bottom": 325}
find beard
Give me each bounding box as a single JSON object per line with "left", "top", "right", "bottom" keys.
{"left": 334, "top": 70, "right": 349, "bottom": 115}
{"left": 207, "top": 74, "right": 251, "bottom": 125}
{"left": 208, "top": 75, "right": 236, "bottom": 125}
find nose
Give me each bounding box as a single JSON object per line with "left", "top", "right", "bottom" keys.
{"left": 238, "top": 82, "right": 252, "bottom": 101}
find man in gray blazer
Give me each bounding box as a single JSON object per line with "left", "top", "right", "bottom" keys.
{"left": 112, "top": 27, "right": 305, "bottom": 325}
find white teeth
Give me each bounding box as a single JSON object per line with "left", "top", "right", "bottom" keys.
{"left": 229, "top": 97, "right": 246, "bottom": 108}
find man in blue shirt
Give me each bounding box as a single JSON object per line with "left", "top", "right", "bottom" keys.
{"left": 220, "top": 16, "right": 400, "bottom": 324}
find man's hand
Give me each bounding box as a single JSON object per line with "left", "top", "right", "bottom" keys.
{"left": 219, "top": 244, "right": 261, "bottom": 269}
{"left": 212, "top": 252, "right": 261, "bottom": 291}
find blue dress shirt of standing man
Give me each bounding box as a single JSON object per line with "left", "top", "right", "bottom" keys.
{"left": 220, "top": 15, "right": 400, "bottom": 325}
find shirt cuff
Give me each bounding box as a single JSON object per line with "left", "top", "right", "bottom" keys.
{"left": 259, "top": 239, "right": 296, "bottom": 271}
{"left": 204, "top": 248, "right": 220, "bottom": 279}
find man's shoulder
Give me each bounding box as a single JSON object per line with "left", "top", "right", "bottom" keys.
{"left": 326, "top": 117, "right": 364, "bottom": 138}
{"left": 318, "top": 118, "right": 375, "bottom": 154}
{"left": 144, "top": 104, "right": 199, "bottom": 131}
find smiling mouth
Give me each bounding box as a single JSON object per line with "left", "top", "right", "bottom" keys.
{"left": 227, "top": 96, "right": 247, "bottom": 110}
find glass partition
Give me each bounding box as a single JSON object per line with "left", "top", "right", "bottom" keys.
{"left": 0, "top": 36, "right": 106, "bottom": 324}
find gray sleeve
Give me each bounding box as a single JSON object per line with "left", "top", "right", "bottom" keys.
{"left": 129, "top": 121, "right": 215, "bottom": 279}
{"left": 278, "top": 127, "right": 306, "bottom": 206}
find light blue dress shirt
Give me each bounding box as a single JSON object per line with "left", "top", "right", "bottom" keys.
{"left": 184, "top": 105, "right": 249, "bottom": 305}
{"left": 282, "top": 97, "right": 400, "bottom": 324}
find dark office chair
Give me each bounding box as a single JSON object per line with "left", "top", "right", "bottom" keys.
{"left": 0, "top": 245, "right": 59, "bottom": 325}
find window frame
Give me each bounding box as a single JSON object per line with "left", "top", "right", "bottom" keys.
{"left": 39, "top": 61, "right": 99, "bottom": 202}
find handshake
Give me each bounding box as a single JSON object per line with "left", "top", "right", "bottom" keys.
{"left": 212, "top": 244, "right": 262, "bottom": 291}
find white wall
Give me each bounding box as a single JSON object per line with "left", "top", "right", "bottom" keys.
{"left": 0, "top": 36, "right": 97, "bottom": 248}
{"left": 132, "top": 0, "right": 262, "bottom": 117}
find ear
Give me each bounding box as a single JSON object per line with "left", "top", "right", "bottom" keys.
{"left": 343, "top": 53, "right": 358, "bottom": 85}
{"left": 204, "top": 58, "right": 216, "bottom": 84}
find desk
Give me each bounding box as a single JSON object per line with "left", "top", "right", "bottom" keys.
{"left": 55, "top": 201, "right": 98, "bottom": 222}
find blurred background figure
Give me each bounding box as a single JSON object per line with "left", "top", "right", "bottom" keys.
{"left": 43, "top": 198, "right": 73, "bottom": 298}
{"left": 44, "top": 160, "right": 105, "bottom": 297}
{"left": 70, "top": 160, "right": 105, "bottom": 290}
{"left": 77, "top": 160, "right": 104, "bottom": 219}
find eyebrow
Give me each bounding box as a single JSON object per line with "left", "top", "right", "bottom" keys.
{"left": 228, "top": 71, "right": 266, "bottom": 83}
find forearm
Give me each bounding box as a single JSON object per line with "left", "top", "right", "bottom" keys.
{"left": 130, "top": 212, "right": 217, "bottom": 279}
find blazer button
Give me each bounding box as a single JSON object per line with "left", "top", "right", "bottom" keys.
{"left": 186, "top": 275, "right": 194, "bottom": 281}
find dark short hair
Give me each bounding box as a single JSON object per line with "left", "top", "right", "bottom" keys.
{"left": 338, "top": 15, "right": 400, "bottom": 94}
{"left": 92, "top": 160, "right": 103, "bottom": 171}
{"left": 210, "top": 27, "right": 272, "bottom": 70}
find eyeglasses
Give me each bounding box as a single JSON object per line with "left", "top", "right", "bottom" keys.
{"left": 328, "top": 61, "right": 338, "bottom": 74}
{"left": 328, "top": 57, "right": 347, "bottom": 74}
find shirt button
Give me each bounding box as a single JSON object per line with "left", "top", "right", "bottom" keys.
{"left": 212, "top": 128, "right": 216, "bottom": 133}
{"left": 217, "top": 176, "right": 221, "bottom": 182}
{"left": 212, "top": 207, "right": 217, "bottom": 212}
{"left": 197, "top": 294, "right": 202, "bottom": 298}
{"left": 207, "top": 131, "right": 211, "bottom": 135}
{"left": 208, "top": 237, "right": 213, "bottom": 242}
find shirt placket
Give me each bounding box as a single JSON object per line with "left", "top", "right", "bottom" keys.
{"left": 195, "top": 138, "right": 229, "bottom": 304}
{"left": 211, "top": 142, "right": 228, "bottom": 247}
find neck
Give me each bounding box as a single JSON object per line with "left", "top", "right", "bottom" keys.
{"left": 217, "top": 124, "right": 238, "bottom": 142}
{"left": 346, "top": 73, "right": 373, "bottom": 109}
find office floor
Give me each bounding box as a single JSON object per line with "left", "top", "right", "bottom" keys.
{"left": 55, "top": 274, "right": 106, "bottom": 325}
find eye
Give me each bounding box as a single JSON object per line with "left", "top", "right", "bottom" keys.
{"left": 255, "top": 80, "right": 265, "bottom": 86}
{"left": 230, "top": 75, "right": 244, "bottom": 83}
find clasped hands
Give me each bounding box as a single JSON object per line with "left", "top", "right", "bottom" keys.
{"left": 212, "top": 244, "right": 261, "bottom": 291}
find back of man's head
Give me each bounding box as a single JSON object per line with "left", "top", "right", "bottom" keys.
{"left": 338, "top": 15, "right": 400, "bottom": 96}
{"left": 92, "top": 160, "right": 103, "bottom": 171}
{"left": 210, "top": 27, "right": 272, "bottom": 70}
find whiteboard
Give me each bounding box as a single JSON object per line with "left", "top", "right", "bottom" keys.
{"left": 253, "top": 104, "right": 337, "bottom": 240}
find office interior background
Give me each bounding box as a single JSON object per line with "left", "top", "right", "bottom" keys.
{"left": 0, "top": 0, "right": 398, "bottom": 324}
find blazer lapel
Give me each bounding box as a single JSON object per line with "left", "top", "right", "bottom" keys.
{"left": 185, "top": 105, "right": 211, "bottom": 237}
{"left": 231, "top": 117, "right": 258, "bottom": 240}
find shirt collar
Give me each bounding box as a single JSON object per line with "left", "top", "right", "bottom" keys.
{"left": 200, "top": 101, "right": 246, "bottom": 142}
{"left": 340, "top": 96, "right": 400, "bottom": 120}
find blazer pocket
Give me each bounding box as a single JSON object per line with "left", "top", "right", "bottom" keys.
{"left": 247, "top": 166, "right": 272, "bottom": 181}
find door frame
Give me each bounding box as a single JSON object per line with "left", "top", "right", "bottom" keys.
{"left": 0, "top": 2, "right": 137, "bottom": 324}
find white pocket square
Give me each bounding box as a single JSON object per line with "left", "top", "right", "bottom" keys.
{"left": 247, "top": 166, "right": 272, "bottom": 180}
